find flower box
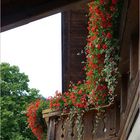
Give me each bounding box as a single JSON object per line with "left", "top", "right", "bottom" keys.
{"left": 42, "top": 109, "right": 61, "bottom": 124}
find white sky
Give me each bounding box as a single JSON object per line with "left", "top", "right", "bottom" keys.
{"left": 1, "top": 13, "right": 62, "bottom": 98}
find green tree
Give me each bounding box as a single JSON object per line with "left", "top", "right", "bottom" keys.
{"left": 0, "top": 63, "right": 42, "bottom": 140}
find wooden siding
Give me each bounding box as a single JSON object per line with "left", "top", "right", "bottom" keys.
{"left": 62, "top": 9, "right": 88, "bottom": 92}
{"left": 118, "top": 0, "right": 139, "bottom": 139}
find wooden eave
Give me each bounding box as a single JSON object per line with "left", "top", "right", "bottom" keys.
{"left": 1, "top": 0, "right": 91, "bottom": 32}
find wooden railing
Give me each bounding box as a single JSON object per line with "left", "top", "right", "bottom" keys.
{"left": 42, "top": 102, "right": 120, "bottom": 140}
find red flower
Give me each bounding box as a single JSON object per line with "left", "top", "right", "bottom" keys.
{"left": 62, "top": 97, "right": 67, "bottom": 103}
{"left": 89, "top": 6, "right": 93, "bottom": 13}
{"left": 91, "top": 27, "right": 96, "bottom": 32}
{"left": 106, "top": 13, "right": 112, "bottom": 19}
{"left": 78, "top": 89, "right": 83, "bottom": 95}
{"left": 91, "top": 36, "right": 96, "bottom": 41}
{"left": 91, "top": 64, "right": 98, "bottom": 69}
{"left": 73, "top": 86, "right": 77, "bottom": 90}
{"left": 112, "top": 0, "right": 118, "bottom": 5}
{"left": 101, "top": 16, "right": 106, "bottom": 22}
{"left": 103, "top": 44, "right": 107, "bottom": 49}
{"left": 102, "top": 32, "right": 106, "bottom": 36}
{"left": 107, "top": 22, "right": 112, "bottom": 28}
{"left": 95, "top": 7, "right": 101, "bottom": 15}
{"left": 110, "top": 5, "right": 115, "bottom": 12}
{"left": 97, "top": 44, "right": 101, "bottom": 49}
{"left": 100, "top": 0, "right": 104, "bottom": 4}
{"left": 102, "top": 23, "right": 107, "bottom": 28}
{"left": 86, "top": 49, "right": 90, "bottom": 54}
{"left": 26, "top": 100, "right": 45, "bottom": 140}
{"left": 86, "top": 80, "right": 91, "bottom": 85}
{"left": 97, "top": 54, "right": 101, "bottom": 59}
{"left": 87, "top": 70, "right": 93, "bottom": 76}
{"left": 77, "top": 80, "right": 81, "bottom": 84}
{"left": 92, "top": 89, "right": 95, "bottom": 95}
{"left": 87, "top": 26, "right": 90, "bottom": 31}
{"left": 106, "top": 33, "right": 112, "bottom": 39}
{"left": 69, "top": 84, "right": 72, "bottom": 87}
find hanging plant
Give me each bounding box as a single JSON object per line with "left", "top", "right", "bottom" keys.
{"left": 26, "top": 99, "right": 49, "bottom": 140}
{"left": 27, "top": 0, "right": 122, "bottom": 139}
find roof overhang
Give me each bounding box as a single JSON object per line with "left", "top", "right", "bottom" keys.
{"left": 1, "top": 0, "right": 91, "bottom": 32}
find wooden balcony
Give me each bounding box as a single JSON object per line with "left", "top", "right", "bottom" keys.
{"left": 42, "top": 102, "right": 120, "bottom": 140}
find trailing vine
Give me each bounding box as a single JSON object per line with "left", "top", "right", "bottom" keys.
{"left": 76, "top": 111, "right": 84, "bottom": 140}
{"left": 68, "top": 110, "right": 75, "bottom": 137}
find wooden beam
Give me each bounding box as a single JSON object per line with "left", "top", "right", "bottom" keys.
{"left": 1, "top": 0, "right": 91, "bottom": 32}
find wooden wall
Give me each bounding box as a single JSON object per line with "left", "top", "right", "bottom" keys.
{"left": 118, "top": 0, "right": 139, "bottom": 139}
{"left": 62, "top": 7, "right": 88, "bottom": 92}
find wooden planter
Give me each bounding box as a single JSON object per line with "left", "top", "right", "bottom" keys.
{"left": 42, "top": 109, "right": 60, "bottom": 125}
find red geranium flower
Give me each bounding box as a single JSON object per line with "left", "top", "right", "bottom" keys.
{"left": 97, "top": 44, "right": 101, "bottom": 49}
{"left": 106, "top": 33, "right": 112, "bottom": 39}
{"left": 110, "top": 5, "right": 115, "bottom": 12}
{"left": 112, "top": 0, "right": 118, "bottom": 5}
{"left": 103, "top": 44, "right": 107, "bottom": 49}
{"left": 100, "top": 0, "right": 104, "bottom": 4}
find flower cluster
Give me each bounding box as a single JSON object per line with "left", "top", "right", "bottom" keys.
{"left": 49, "top": 0, "right": 120, "bottom": 111}
{"left": 48, "top": 82, "right": 88, "bottom": 112}
{"left": 27, "top": 0, "right": 121, "bottom": 139}
{"left": 26, "top": 100, "right": 46, "bottom": 140}
{"left": 85, "top": 0, "right": 120, "bottom": 107}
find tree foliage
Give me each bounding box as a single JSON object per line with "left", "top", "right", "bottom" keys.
{"left": 0, "top": 63, "right": 42, "bottom": 140}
